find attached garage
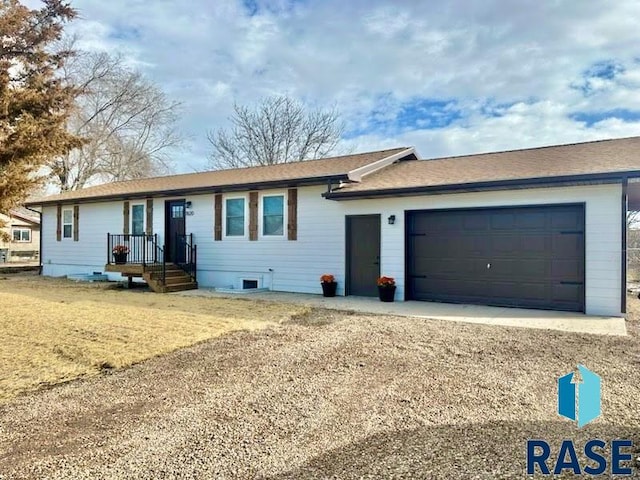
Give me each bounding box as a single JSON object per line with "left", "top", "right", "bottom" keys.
{"left": 406, "top": 204, "right": 585, "bottom": 312}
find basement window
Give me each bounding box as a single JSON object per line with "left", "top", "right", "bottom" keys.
{"left": 242, "top": 279, "right": 259, "bottom": 290}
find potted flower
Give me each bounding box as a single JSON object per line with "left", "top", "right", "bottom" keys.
{"left": 112, "top": 245, "right": 130, "bottom": 265}
{"left": 377, "top": 276, "right": 396, "bottom": 302}
{"left": 320, "top": 273, "right": 337, "bottom": 297}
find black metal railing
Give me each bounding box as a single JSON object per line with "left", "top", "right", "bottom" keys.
{"left": 107, "top": 234, "right": 157, "bottom": 265}
{"left": 175, "top": 233, "right": 197, "bottom": 282}
{"left": 145, "top": 237, "right": 166, "bottom": 286}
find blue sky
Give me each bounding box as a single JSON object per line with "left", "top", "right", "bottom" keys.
{"left": 35, "top": 0, "right": 640, "bottom": 172}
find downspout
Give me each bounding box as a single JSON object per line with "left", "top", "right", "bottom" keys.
{"left": 621, "top": 177, "right": 628, "bottom": 315}
{"left": 24, "top": 206, "right": 42, "bottom": 275}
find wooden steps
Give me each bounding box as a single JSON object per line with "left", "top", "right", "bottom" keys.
{"left": 143, "top": 264, "right": 198, "bottom": 293}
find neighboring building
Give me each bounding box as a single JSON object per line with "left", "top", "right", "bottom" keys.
{"left": 25, "top": 137, "right": 640, "bottom": 316}
{"left": 0, "top": 208, "right": 41, "bottom": 263}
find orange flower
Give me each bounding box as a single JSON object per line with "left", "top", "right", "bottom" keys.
{"left": 112, "top": 245, "right": 130, "bottom": 255}
{"left": 320, "top": 274, "right": 335, "bottom": 283}
{"left": 377, "top": 276, "right": 395, "bottom": 286}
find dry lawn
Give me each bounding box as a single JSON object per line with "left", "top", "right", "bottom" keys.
{"left": 0, "top": 274, "right": 307, "bottom": 403}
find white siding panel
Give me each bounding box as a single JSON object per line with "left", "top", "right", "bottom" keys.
{"left": 41, "top": 202, "right": 124, "bottom": 278}
{"left": 40, "top": 182, "right": 623, "bottom": 316}
{"left": 338, "top": 183, "right": 622, "bottom": 316}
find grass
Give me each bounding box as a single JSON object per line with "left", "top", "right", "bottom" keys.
{"left": 0, "top": 274, "right": 308, "bottom": 403}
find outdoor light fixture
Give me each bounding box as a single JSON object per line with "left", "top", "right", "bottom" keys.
{"left": 388, "top": 215, "right": 396, "bottom": 225}
{"left": 185, "top": 201, "right": 193, "bottom": 209}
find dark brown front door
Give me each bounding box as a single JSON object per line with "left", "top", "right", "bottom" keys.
{"left": 406, "top": 204, "right": 585, "bottom": 312}
{"left": 165, "top": 200, "right": 186, "bottom": 263}
{"left": 346, "top": 215, "right": 381, "bottom": 296}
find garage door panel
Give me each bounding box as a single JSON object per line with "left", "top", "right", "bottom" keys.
{"left": 552, "top": 210, "right": 583, "bottom": 229}
{"left": 491, "top": 235, "right": 521, "bottom": 254}
{"left": 517, "top": 212, "right": 546, "bottom": 229}
{"left": 553, "top": 284, "right": 583, "bottom": 303}
{"left": 551, "top": 259, "right": 583, "bottom": 279}
{"left": 519, "top": 259, "right": 548, "bottom": 277}
{"left": 552, "top": 234, "right": 583, "bottom": 257}
{"left": 407, "top": 204, "right": 585, "bottom": 312}
{"left": 521, "top": 234, "right": 548, "bottom": 254}
{"left": 491, "top": 212, "right": 517, "bottom": 230}
{"left": 518, "top": 283, "right": 548, "bottom": 301}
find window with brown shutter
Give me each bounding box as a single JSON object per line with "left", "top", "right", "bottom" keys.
{"left": 146, "top": 198, "right": 153, "bottom": 235}
{"left": 123, "top": 201, "right": 130, "bottom": 234}
{"left": 56, "top": 204, "right": 62, "bottom": 241}
{"left": 214, "top": 194, "right": 222, "bottom": 241}
{"left": 73, "top": 205, "right": 79, "bottom": 241}
{"left": 287, "top": 188, "right": 297, "bottom": 240}
{"left": 249, "top": 191, "right": 258, "bottom": 241}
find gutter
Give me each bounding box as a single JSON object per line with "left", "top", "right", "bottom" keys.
{"left": 622, "top": 177, "right": 628, "bottom": 315}
{"left": 23, "top": 206, "right": 43, "bottom": 275}
{"left": 324, "top": 170, "right": 640, "bottom": 200}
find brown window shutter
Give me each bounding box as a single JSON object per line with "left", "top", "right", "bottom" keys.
{"left": 146, "top": 198, "right": 153, "bottom": 235}
{"left": 249, "top": 191, "right": 259, "bottom": 241}
{"left": 123, "top": 201, "right": 130, "bottom": 234}
{"left": 287, "top": 188, "right": 297, "bottom": 241}
{"left": 73, "top": 205, "right": 79, "bottom": 242}
{"left": 214, "top": 194, "right": 222, "bottom": 241}
{"left": 56, "top": 204, "right": 62, "bottom": 242}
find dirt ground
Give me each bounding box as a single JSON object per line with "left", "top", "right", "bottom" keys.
{"left": 0, "top": 274, "right": 306, "bottom": 402}
{"left": 0, "top": 276, "right": 639, "bottom": 478}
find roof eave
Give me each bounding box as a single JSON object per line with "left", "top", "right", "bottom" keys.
{"left": 324, "top": 171, "right": 640, "bottom": 200}
{"left": 25, "top": 174, "right": 351, "bottom": 207}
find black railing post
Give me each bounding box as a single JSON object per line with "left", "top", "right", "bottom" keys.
{"left": 162, "top": 245, "right": 166, "bottom": 284}
{"left": 107, "top": 233, "right": 110, "bottom": 264}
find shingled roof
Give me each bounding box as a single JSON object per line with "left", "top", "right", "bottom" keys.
{"left": 26, "top": 147, "right": 412, "bottom": 206}
{"left": 327, "top": 136, "right": 640, "bottom": 199}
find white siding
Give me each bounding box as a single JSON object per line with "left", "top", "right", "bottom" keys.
{"left": 41, "top": 202, "right": 124, "bottom": 280}
{"left": 40, "top": 182, "right": 623, "bottom": 316}
{"left": 337, "top": 183, "right": 622, "bottom": 317}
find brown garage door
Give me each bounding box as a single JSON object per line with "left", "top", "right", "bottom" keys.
{"left": 406, "top": 204, "right": 585, "bottom": 312}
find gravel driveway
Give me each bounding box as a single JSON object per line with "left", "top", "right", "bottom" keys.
{"left": 1, "top": 302, "right": 639, "bottom": 479}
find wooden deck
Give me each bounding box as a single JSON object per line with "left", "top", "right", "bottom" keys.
{"left": 104, "top": 264, "right": 145, "bottom": 276}
{"left": 104, "top": 263, "right": 198, "bottom": 293}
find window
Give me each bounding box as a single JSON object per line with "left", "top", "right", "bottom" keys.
{"left": 12, "top": 228, "right": 31, "bottom": 242}
{"left": 172, "top": 205, "right": 184, "bottom": 218}
{"left": 62, "top": 209, "right": 73, "bottom": 239}
{"left": 263, "top": 195, "right": 284, "bottom": 236}
{"left": 225, "top": 198, "right": 245, "bottom": 236}
{"left": 131, "top": 204, "right": 145, "bottom": 235}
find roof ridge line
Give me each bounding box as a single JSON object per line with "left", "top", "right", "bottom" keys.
{"left": 417, "top": 135, "right": 640, "bottom": 163}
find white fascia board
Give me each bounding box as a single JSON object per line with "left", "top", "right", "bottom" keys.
{"left": 347, "top": 147, "right": 416, "bottom": 182}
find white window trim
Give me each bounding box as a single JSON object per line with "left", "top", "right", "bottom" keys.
{"left": 12, "top": 227, "right": 31, "bottom": 243}
{"left": 223, "top": 195, "right": 248, "bottom": 239}
{"left": 130, "top": 202, "right": 146, "bottom": 236}
{"left": 62, "top": 208, "right": 73, "bottom": 239}
{"left": 259, "top": 192, "right": 287, "bottom": 239}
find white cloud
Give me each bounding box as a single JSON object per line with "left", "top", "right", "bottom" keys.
{"left": 57, "top": 0, "right": 640, "bottom": 171}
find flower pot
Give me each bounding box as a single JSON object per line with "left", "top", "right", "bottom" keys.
{"left": 113, "top": 253, "right": 128, "bottom": 265}
{"left": 378, "top": 285, "right": 396, "bottom": 302}
{"left": 321, "top": 281, "right": 337, "bottom": 297}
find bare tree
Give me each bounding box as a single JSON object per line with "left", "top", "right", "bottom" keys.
{"left": 49, "top": 50, "right": 182, "bottom": 191}
{"left": 207, "top": 96, "right": 344, "bottom": 170}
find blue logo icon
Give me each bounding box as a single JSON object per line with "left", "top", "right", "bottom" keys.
{"left": 558, "top": 365, "right": 601, "bottom": 428}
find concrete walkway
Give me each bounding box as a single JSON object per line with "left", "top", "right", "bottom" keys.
{"left": 176, "top": 289, "right": 627, "bottom": 336}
